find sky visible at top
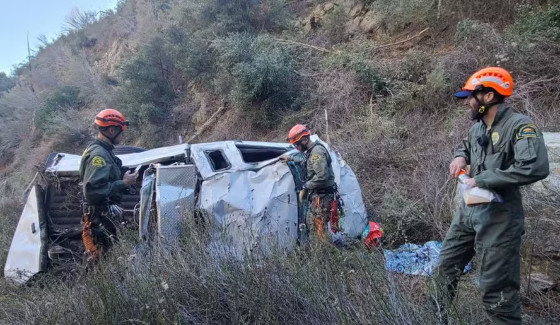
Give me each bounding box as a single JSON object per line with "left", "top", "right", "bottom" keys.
{"left": 0, "top": 0, "right": 120, "bottom": 75}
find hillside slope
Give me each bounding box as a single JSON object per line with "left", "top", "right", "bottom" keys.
{"left": 1, "top": 0, "right": 559, "bottom": 323}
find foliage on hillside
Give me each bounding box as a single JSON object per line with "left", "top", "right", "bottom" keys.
{"left": 1, "top": 0, "right": 560, "bottom": 322}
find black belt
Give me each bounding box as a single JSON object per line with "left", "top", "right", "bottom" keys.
{"left": 312, "top": 185, "right": 337, "bottom": 195}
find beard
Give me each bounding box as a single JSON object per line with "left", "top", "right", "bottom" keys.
{"left": 468, "top": 107, "right": 484, "bottom": 121}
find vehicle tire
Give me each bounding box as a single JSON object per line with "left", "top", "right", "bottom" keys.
{"left": 113, "top": 145, "right": 147, "bottom": 155}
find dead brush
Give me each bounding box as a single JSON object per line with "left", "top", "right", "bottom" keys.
{"left": 310, "top": 68, "right": 369, "bottom": 128}
{"left": 0, "top": 214, "right": 480, "bottom": 325}
{"left": 329, "top": 105, "right": 465, "bottom": 247}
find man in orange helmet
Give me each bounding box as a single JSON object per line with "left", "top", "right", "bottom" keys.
{"left": 79, "top": 109, "right": 138, "bottom": 261}
{"left": 282, "top": 124, "right": 336, "bottom": 240}
{"left": 433, "top": 67, "right": 549, "bottom": 324}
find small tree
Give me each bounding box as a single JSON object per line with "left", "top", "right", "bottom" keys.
{"left": 63, "top": 8, "right": 98, "bottom": 33}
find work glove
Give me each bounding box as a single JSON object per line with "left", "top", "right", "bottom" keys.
{"left": 108, "top": 204, "right": 124, "bottom": 219}
{"left": 279, "top": 155, "right": 293, "bottom": 163}
{"left": 298, "top": 188, "right": 308, "bottom": 204}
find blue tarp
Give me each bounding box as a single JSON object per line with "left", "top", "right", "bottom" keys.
{"left": 384, "top": 241, "right": 472, "bottom": 276}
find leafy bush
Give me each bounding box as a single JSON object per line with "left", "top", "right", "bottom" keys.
{"left": 368, "top": 0, "right": 435, "bottom": 33}
{"left": 320, "top": 4, "right": 350, "bottom": 45}
{"left": 165, "top": 27, "right": 216, "bottom": 85}
{"left": 323, "top": 49, "right": 387, "bottom": 94}
{"left": 455, "top": 19, "right": 502, "bottom": 46}
{"left": 116, "top": 37, "right": 179, "bottom": 145}
{"left": 35, "top": 86, "right": 85, "bottom": 131}
{"left": 119, "top": 37, "right": 178, "bottom": 110}
{"left": 196, "top": 0, "right": 291, "bottom": 34}
{"left": 510, "top": 4, "right": 560, "bottom": 41}
{"left": 213, "top": 33, "right": 300, "bottom": 113}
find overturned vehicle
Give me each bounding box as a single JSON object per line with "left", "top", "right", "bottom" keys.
{"left": 4, "top": 136, "right": 368, "bottom": 284}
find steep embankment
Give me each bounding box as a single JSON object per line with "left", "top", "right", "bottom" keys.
{"left": 0, "top": 0, "right": 559, "bottom": 322}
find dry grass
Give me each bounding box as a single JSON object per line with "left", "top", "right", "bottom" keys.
{"left": 1, "top": 1, "right": 560, "bottom": 323}
{"left": 0, "top": 225, "right": 485, "bottom": 325}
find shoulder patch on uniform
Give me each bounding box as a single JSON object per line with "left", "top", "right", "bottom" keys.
{"left": 311, "top": 154, "right": 321, "bottom": 161}
{"left": 516, "top": 124, "right": 539, "bottom": 140}
{"left": 491, "top": 132, "right": 500, "bottom": 145}
{"left": 92, "top": 156, "right": 106, "bottom": 167}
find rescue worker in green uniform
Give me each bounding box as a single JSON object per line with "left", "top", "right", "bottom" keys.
{"left": 79, "top": 109, "right": 138, "bottom": 261}
{"left": 282, "top": 125, "right": 336, "bottom": 239}
{"left": 433, "top": 67, "right": 549, "bottom": 324}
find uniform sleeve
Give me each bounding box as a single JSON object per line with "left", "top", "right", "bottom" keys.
{"left": 474, "top": 124, "right": 549, "bottom": 188}
{"left": 291, "top": 155, "right": 305, "bottom": 163}
{"left": 305, "top": 148, "right": 331, "bottom": 190}
{"left": 454, "top": 134, "right": 471, "bottom": 164}
{"left": 82, "top": 153, "right": 126, "bottom": 205}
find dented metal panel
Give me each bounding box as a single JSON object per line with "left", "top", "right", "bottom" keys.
{"left": 4, "top": 186, "right": 46, "bottom": 283}
{"left": 44, "top": 144, "right": 190, "bottom": 175}
{"left": 155, "top": 164, "right": 197, "bottom": 241}
{"left": 6, "top": 138, "right": 369, "bottom": 286}
{"left": 190, "top": 140, "right": 292, "bottom": 180}
{"left": 336, "top": 157, "right": 368, "bottom": 238}
{"left": 309, "top": 136, "right": 368, "bottom": 239}
{"left": 200, "top": 161, "right": 298, "bottom": 257}
{"left": 139, "top": 168, "right": 156, "bottom": 240}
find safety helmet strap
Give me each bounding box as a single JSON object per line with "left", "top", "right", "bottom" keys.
{"left": 100, "top": 126, "right": 123, "bottom": 145}
{"left": 472, "top": 86, "right": 500, "bottom": 121}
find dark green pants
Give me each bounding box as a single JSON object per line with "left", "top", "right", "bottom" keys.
{"left": 434, "top": 199, "right": 524, "bottom": 325}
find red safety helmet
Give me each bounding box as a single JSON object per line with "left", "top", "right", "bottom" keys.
{"left": 95, "top": 109, "right": 129, "bottom": 130}
{"left": 455, "top": 67, "right": 514, "bottom": 98}
{"left": 287, "top": 124, "right": 311, "bottom": 144}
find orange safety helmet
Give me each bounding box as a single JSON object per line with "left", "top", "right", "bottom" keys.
{"left": 455, "top": 67, "right": 514, "bottom": 98}
{"left": 287, "top": 124, "right": 311, "bottom": 144}
{"left": 95, "top": 109, "right": 129, "bottom": 130}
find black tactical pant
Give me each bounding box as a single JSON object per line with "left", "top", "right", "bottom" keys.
{"left": 433, "top": 199, "right": 523, "bottom": 325}
{"left": 85, "top": 206, "right": 119, "bottom": 251}
{"left": 90, "top": 214, "right": 118, "bottom": 250}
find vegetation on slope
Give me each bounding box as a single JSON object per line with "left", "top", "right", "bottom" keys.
{"left": 1, "top": 0, "right": 559, "bottom": 323}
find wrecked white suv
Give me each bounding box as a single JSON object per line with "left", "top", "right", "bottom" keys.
{"left": 4, "top": 136, "right": 368, "bottom": 284}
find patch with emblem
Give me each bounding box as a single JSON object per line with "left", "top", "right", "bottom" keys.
{"left": 516, "top": 124, "right": 539, "bottom": 140}
{"left": 92, "top": 156, "right": 106, "bottom": 167}
{"left": 311, "top": 154, "right": 321, "bottom": 161}
{"left": 491, "top": 132, "right": 500, "bottom": 145}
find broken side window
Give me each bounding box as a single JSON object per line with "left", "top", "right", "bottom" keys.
{"left": 235, "top": 144, "right": 289, "bottom": 163}
{"left": 205, "top": 150, "right": 231, "bottom": 171}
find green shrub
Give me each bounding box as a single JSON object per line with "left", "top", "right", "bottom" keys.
{"left": 213, "top": 33, "right": 300, "bottom": 112}
{"left": 320, "top": 4, "right": 349, "bottom": 45}
{"left": 453, "top": 19, "right": 507, "bottom": 71}
{"left": 116, "top": 37, "right": 179, "bottom": 144}
{"left": 118, "top": 37, "right": 177, "bottom": 110}
{"left": 368, "top": 0, "right": 435, "bottom": 33}
{"left": 508, "top": 4, "right": 560, "bottom": 41}
{"left": 166, "top": 28, "right": 216, "bottom": 85}
{"left": 186, "top": 0, "right": 291, "bottom": 35}
{"left": 35, "top": 86, "right": 85, "bottom": 131}
{"left": 455, "top": 19, "right": 502, "bottom": 45}
{"left": 323, "top": 49, "right": 387, "bottom": 94}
